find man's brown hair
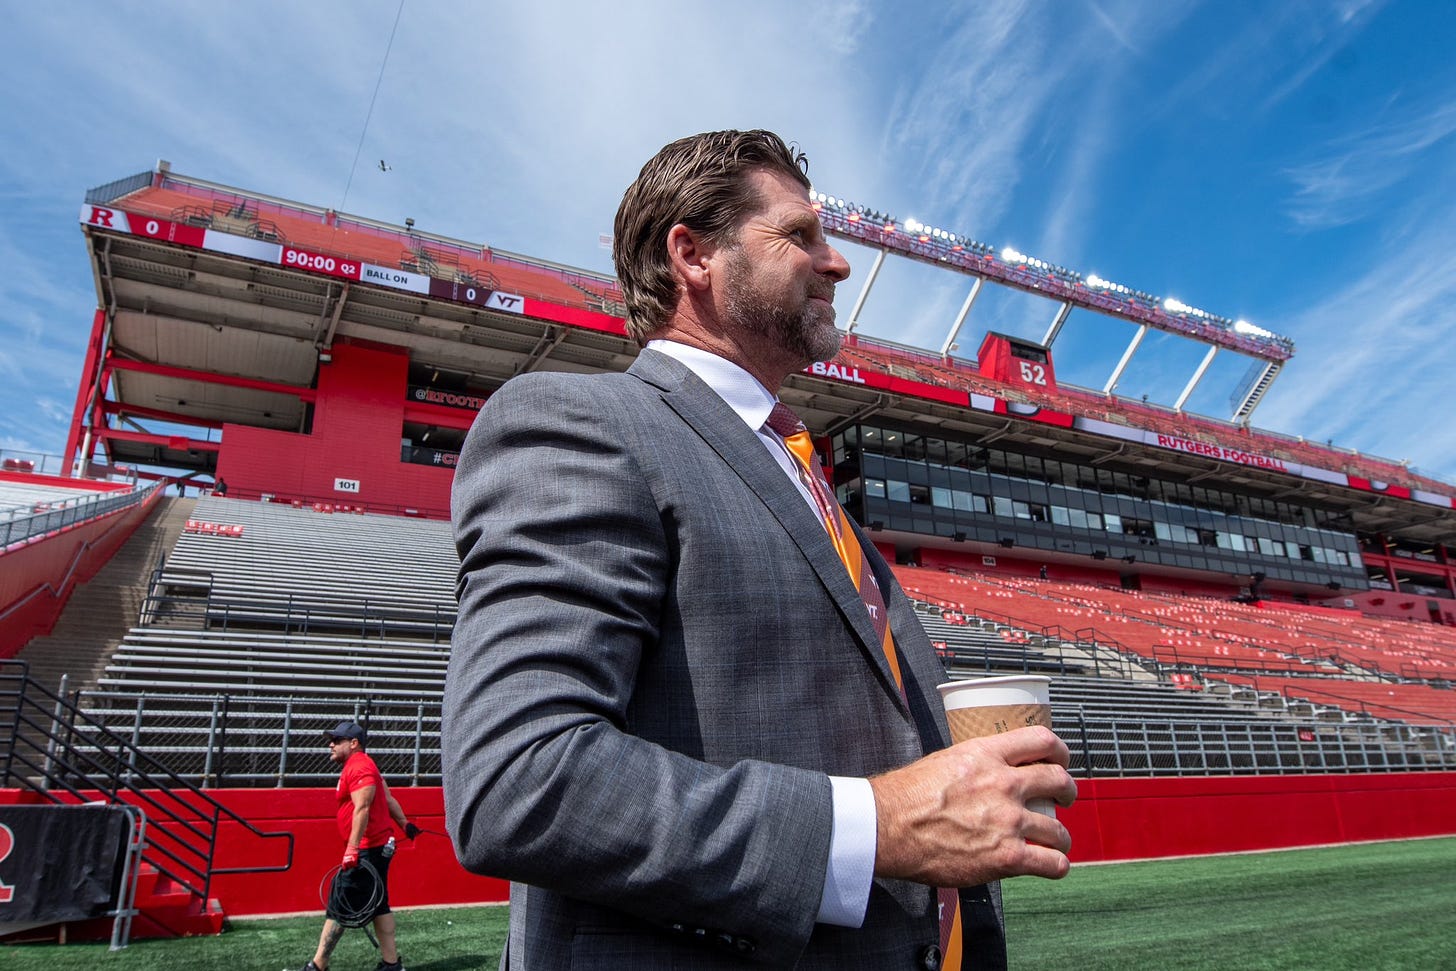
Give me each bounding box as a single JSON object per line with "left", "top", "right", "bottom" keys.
{"left": 613, "top": 130, "right": 811, "bottom": 342}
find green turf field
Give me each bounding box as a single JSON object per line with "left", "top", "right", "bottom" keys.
{"left": 1003, "top": 837, "right": 1456, "bottom": 970}
{"left": 5, "top": 839, "right": 1453, "bottom": 969}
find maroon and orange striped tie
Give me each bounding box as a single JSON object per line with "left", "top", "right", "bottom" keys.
{"left": 765, "top": 402, "right": 962, "bottom": 971}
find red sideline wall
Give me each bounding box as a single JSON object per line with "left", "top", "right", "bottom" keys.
{"left": 0, "top": 487, "right": 162, "bottom": 657}
{"left": 10, "top": 774, "right": 1453, "bottom": 916}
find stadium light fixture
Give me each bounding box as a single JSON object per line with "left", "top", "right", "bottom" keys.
{"left": 814, "top": 187, "right": 1295, "bottom": 354}
{"left": 1232, "top": 319, "right": 1274, "bottom": 338}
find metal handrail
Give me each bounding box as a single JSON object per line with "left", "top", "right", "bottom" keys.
{"left": 1273, "top": 680, "right": 1456, "bottom": 731}
{"left": 194, "top": 592, "right": 454, "bottom": 642}
{"left": 66, "top": 681, "right": 1456, "bottom": 784}
{"left": 906, "top": 589, "right": 1147, "bottom": 680}
{"left": 0, "top": 661, "right": 294, "bottom": 903}
{"left": 1, "top": 480, "right": 158, "bottom": 549}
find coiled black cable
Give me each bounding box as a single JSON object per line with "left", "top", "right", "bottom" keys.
{"left": 319, "top": 859, "right": 384, "bottom": 928}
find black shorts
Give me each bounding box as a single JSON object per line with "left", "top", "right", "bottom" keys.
{"left": 328, "top": 844, "right": 392, "bottom": 921}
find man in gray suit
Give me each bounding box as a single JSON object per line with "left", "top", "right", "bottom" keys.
{"left": 444, "top": 130, "right": 1076, "bottom": 969}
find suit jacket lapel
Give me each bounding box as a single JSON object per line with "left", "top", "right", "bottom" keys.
{"left": 629, "top": 350, "right": 910, "bottom": 714}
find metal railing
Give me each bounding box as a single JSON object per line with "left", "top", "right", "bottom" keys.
{"left": 65, "top": 678, "right": 1456, "bottom": 787}
{"left": 85, "top": 170, "right": 154, "bottom": 206}
{"left": 2, "top": 480, "right": 157, "bottom": 549}
{"left": 0, "top": 448, "right": 72, "bottom": 477}
{"left": 140, "top": 588, "right": 456, "bottom": 643}
{"left": 0, "top": 662, "right": 294, "bottom": 908}
{"left": 1064, "top": 709, "right": 1454, "bottom": 775}
{"left": 908, "top": 591, "right": 1151, "bottom": 680}
{"left": 74, "top": 689, "right": 439, "bottom": 786}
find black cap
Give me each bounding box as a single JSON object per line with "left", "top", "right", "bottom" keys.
{"left": 325, "top": 720, "right": 367, "bottom": 746}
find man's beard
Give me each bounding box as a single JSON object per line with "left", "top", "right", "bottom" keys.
{"left": 723, "top": 254, "right": 843, "bottom": 365}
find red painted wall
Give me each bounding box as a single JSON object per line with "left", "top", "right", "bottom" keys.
{"left": 3, "top": 774, "right": 1453, "bottom": 916}
{"left": 217, "top": 341, "right": 455, "bottom": 517}
{"left": 0, "top": 488, "right": 161, "bottom": 657}
{"left": 201, "top": 787, "right": 504, "bottom": 916}
{"left": 1062, "top": 772, "right": 1456, "bottom": 861}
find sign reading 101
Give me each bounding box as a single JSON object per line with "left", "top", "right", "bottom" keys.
{"left": 334, "top": 478, "right": 361, "bottom": 494}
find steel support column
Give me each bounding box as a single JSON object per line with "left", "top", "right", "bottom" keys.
{"left": 845, "top": 249, "right": 886, "bottom": 333}
{"left": 1174, "top": 345, "right": 1219, "bottom": 412}
{"left": 940, "top": 276, "right": 984, "bottom": 357}
{"left": 1103, "top": 324, "right": 1147, "bottom": 395}
{"left": 1041, "top": 300, "right": 1073, "bottom": 349}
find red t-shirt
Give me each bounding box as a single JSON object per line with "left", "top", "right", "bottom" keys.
{"left": 335, "top": 751, "right": 394, "bottom": 848}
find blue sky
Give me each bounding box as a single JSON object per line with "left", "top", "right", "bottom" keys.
{"left": 3, "top": 0, "right": 1455, "bottom": 483}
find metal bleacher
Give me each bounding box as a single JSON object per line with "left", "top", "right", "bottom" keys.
{"left": 67, "top": 497, "right": 1456, "bottom": 786}
{"left": 907, "top": 568, "right": 1456, "bottom": 774}
{"left": 81, "top": 497, "right": 455, "bottom": 785}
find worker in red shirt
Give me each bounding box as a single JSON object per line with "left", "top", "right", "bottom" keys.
{"left": 300, "top": 721, "right": 420, "bottom": 971}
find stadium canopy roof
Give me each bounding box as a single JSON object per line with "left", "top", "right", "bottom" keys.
{"left": 74, "top": 166, "right": 1455, "bottom": 548}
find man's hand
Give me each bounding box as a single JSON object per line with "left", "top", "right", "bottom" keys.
{"left": 342, "top": 846, "right": 360, "bottom": 870}
{"left": 870, "top": 725, "right": 1077, "bottom": 888}
{"left": 404, "top": 822, "right": 422, "bottom": 841}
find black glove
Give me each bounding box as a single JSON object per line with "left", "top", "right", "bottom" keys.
{"left": 404, "top": 821, "right": 421, "bottom": 840}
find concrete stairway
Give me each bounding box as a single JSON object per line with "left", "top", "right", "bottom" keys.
{"left": 15, "top": 497, "right": 194, "bottom": 698}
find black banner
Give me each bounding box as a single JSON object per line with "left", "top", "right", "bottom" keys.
{"left": 401, "top": 445, "right": 459, "bottom": 468}
{"left": 0, "top": 805, "right": 128, "bottom": 924}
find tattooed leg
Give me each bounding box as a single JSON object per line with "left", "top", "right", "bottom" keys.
{"left": 312, "top": 919, "right": 346, "bottom": 968}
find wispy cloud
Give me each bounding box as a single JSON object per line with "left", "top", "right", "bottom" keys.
{"left": 881, "top": 4, "right": 1055, "bottom": 229}
{"left": 1283, "top": 100, "right": 1456, "bottom": 229}
{"left": 1087, "top": 0, "right": 1143, "bottom": 55}
{"left": 807, "top": 0, "right": 874, "bottom": 55}
{"left": 1256, "top": 0, "right": 1387, "bottom": 111}
{"left": 1149, "top": 0, "right": 1387, "bottom": 120}
{"left": 1255, "top": 200, "right": 1456, "bottom": 480}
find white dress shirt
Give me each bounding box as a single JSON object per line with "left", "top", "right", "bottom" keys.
{"left": 646, "top": 339, "right": 875, "bottom": 928}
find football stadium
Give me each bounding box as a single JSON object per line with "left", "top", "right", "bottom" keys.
{"left": 1, "top": 154, "right": 1454, "bottom": 965}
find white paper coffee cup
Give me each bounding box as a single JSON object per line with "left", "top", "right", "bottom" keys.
{"left": 937, "top": 675, "right": 1055, "bottom": 817}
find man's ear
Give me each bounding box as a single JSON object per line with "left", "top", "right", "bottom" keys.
{"left": 667, "top": 223, "right": 713, "bottom": 294}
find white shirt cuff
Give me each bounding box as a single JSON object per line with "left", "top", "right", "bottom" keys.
{"left": 816, "top": 775, "right": 876, "bottom": 927}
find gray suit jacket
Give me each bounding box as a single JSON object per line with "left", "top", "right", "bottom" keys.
{"left": 444, "top": 349, "right": 1005, "bottom": 969}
